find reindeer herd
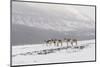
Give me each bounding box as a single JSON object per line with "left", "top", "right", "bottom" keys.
{"left": 44, "top": 38, "right": 77, "bottom": 47}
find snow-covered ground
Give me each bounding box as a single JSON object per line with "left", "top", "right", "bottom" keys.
{"left": 12, "top": 39, "right": 95, "bottom": 66}
{"left": 12, "top": 1, "right": 96, "bottom": 66}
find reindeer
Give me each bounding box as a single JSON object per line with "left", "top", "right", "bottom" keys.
{"left": 52, "top": 39, "right": 57, "bottom": 46}
{"left": 64, "top": 38, "right": 71, "bottom": 47}
{"left": 44, "top": 39, "right": 57, "bottom": 46}
{"left": 45, "top": 39, "right": 63, "bottom": 47}
{"left": 57, "top": 39, "right": 63, "bottom": 46}
{"left": 44, "top": 40, "right": 52, "bottom": 46}
{"left": 51, "top": 39, "right": 62, "bottom": 46}
{"left": 71, "top": 39, "right": 77, "bottom": 46}
{"left": 45, "top": 38, "right": 77, "bottom": 47}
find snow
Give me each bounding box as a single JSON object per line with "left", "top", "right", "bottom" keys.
{"left": 12, "top": 39, "right": 95, "bottom": 66}
{"left": 12, "top": 1, "right": 95, "bottom": 32}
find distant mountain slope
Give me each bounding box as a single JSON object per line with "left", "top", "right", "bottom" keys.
{"left": 12, "top": 24, "right": 95, "bottom": 45}
{"left": 12, "top": 1, "right": 95, "bottom": 32}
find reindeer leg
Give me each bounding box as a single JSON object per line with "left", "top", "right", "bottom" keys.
{"left": 57, "top": 42, "right": 59, "bottom": 46}
{"left": 49, "top": 42, "right": 51, "bottom": 46}
{"left": 60, "top": 42, "right": 61, "bottom": 46}
{"left": 76, "top": 41, "right": 77, "bottom": 46}
{"left": 71, "top": 42, "right": 73, "bottom": 47}
{"left": 67, "top": 42, "right": 68, "bottom": 47}
{"left": 61, "top": 42, "right": 63, "bottom": 46}
{"left": 54, "top": 43, "right": 56, "bottom": 45}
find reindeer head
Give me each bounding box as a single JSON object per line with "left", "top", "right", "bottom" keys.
{"left": 67, "top": 38, "right": 71, "bottom": 42}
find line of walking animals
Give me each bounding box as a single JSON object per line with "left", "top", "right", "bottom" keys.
{"left": 44, "top": 38, "right": 77, "bottom": 47}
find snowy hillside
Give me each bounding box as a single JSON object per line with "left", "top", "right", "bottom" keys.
{"left": 12, "top": 39, "right": 95, "bottom": 66}
{"left": 12, "top": 24, "right": 95, "bottom": 45}
{"left": 12, "top": 1, "right": 95, "bottom": 32}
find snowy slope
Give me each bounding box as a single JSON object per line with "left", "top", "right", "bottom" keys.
{"left": 12, "top": 39, "right": 95, "bottom": 66}
{"left": 12, "top": 1, "right": 95, "bottom": 32}
{"left": 12, "top": 24, "right": 95, "bottom": 45}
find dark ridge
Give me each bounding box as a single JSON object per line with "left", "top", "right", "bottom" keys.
{"left": 11, "top": 24, "right": 95, "bottom": 46}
